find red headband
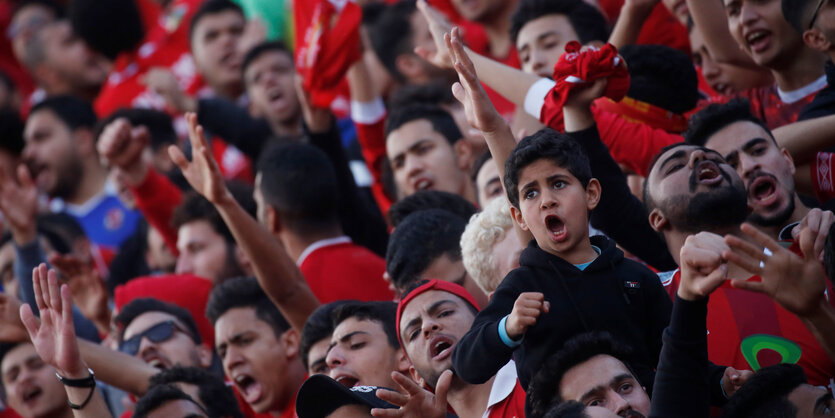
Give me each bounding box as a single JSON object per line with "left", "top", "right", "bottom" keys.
{"left": 395, "top": 279, "right": 480, "bottom": 347}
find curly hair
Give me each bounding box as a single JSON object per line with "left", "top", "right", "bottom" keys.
{"left": 461, "top": 198, "right": 516, "bottom": 294}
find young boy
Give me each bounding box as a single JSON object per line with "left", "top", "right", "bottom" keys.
{"left": 451, "top": 129, "right": 672, "bottom": 390}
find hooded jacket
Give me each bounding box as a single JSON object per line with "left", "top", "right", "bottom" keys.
{"left": 452, "top": 235, "right": 672, "bottom": 390}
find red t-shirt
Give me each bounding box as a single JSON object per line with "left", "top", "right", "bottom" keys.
{"left": 663, "top": 270, "right": 835, "bottom": 386}
{"left": 697, "top": 83, "right": 823, "bottom": 130}
{"left": 811, "top": 152, "right": 835, "bottom": 204}
{"left": 299, "top": 239, "right": 394, "bottom": 303}
{"left": 486, "top": 382, "right": 526, "bottom": 418}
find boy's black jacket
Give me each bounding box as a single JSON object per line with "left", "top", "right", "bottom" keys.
{"left": 452, "top": 235, "right": 672, "bottom": 390}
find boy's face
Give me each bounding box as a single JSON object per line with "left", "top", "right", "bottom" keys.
{"left": 476, "top": 157, "right": 504, "bottom": 205}
{"left": 510, "top": 159, "right": 600, "bottom": 259}
{"left": 559, "top": 354, "right": 650, "bottom": 416}
{"left": 689, "top": 25, "right": 774, "bottom": 96}
{"left": 306, "top": 337, "right": 331, "bottom": 375}
{"left": 191, "top": 10, "right": 245, "bottom": 93}
{"left": 398, "top": 290, "right": 476, "bottom": 388}
{"left": 215, "top": 307, "right": 295, "bottom": 414}
{"left": 244, "top": 50, "right": 299, "bottom": 125}
{"left": 516, "top": 14, "right": 580, "bottom": 78}
{"left": 326, "top": 318, "right": 407, "bottom": 390}
{"left": 386, "top": 119, "right": 468, "bottom": 198}
{"left": 1, "top": 343, "right": 68, "bottom": 418}
{"left": 176, "top": 220, "right": 241, "bottom": 283}
{"left": 724, "top": 0, "right": 804, "bottom": 69}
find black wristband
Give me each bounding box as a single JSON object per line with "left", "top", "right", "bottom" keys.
{"left": 56, "top": 369, "right": 96, "bottom": 388}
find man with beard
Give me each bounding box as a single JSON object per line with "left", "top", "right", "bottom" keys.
{"left": 22, "top": 95, "right": 141, "bottom": 252}
{"left": 643, "top": 142, "right": 835, "bottom": 388}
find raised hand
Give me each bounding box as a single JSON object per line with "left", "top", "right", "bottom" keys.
{"left": 20, "top": 264, "right": 87, "bottom": 378}
{"left": 414, "top": 0, "right": 453, "bottom": 69}
{"left": 792, "top": 208, "right": 834, "bottom": 260}
{"left": 168, "top": 113, "right": 232, "bottom": 205}
{"left": 97, "top": 117, "right": 151, "bottom": 187}
{"left": 294, "top": 74, "right": 332, "bottom": 134}
{"left": 447, "top": 27, "right": 508, "bottom": 136}
{"left": 49, "top": 253, "right": 110, "bottom": 334}
{"left": 721, "top": 366, "right": 752, "bottom": 398}
{"left": 371, "top": 370, "right": 450, "bottom": 418}
{"left": 142, "top": 67, "right": 196, "bottom": 113}
{"left": 506, "top": 292, "right": 550, "bottom": 340}
{"left": 0, "top": 164, "right": 38, "bottom": 245}
{"left": 724, "top": 223, "right": 827, "bottom": 317}
{"left": 678, "top": 232, "right": 730, "bottom": 301}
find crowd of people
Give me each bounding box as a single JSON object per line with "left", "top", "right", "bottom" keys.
{"left": 0, "top": 0, "right": 833, "bottom": 416}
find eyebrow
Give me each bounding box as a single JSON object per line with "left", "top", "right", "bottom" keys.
{"left": 723, "top": 137, "right": 769, "bottom": 161}
{"left": 329, "top": 330, "right": 370, "bottom": 351}
{"left": 391, "top": 138, "right": 433, "bottom": 163}
{"left": 659, "top": 150, "right": 687, "bottom": 171}
{"left": 520, "top": 173, "right": 570, "bottom": 191}
{"left": 403, "top": 300, "right": 457, "bottom": 339}
{"left": 815, "top": 393, "right": 834, "bottom": 410}
{"left": 579, "top": 373, "right": 634, "bottom": 401}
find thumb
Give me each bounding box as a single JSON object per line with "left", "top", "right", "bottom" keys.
{"left": 434, "top": 370, "right": 453, "bottom": 405}
{"left": 168, "top": 145, "right": 190, "bottom": 171}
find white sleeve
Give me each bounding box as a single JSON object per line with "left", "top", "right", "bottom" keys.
{"left": 350, "top": 97, "right": 387, "bottom": 125}
{"left": 523, "top": 78, "right": 557, "bottom": 120}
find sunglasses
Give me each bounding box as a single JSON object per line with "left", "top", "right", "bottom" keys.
{"left": 809, "top": 0, "right": 829, "bottom": 29}
{"left": 119, "top": 320, "right": 191, "bottom": 356}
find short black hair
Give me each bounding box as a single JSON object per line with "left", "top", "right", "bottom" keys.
{"left": 0, "top": 109, "right": 25, "bottom": 156}
{"left": 504, "top": 128, "right": 592, "bottom": 209}
{"left": 96, "top": 108, "right": 177, "bottom": 151}
{"left": 205, "top": 276, "right": 291, "bottom": 338}
{"left": 526, "top": 332, "right": 634, "bottom": 418}
{"left": 256, "top": 143, "right": 340, "bottom": 235}
{"left": 115, "top": 298, "right": 202, "bottom": 345}
{"left": 241, "top": 41, "right": 292, "bottom": 83}
{"left": 68, "top": 0, "right": 143, "bottom": 60}
{"left": 388, "top": 81, "right": 457, "bottom": 110}
{"left": 171, "top": 182, "right": 256, "bottom": 243}
{"left": 683, "top": 98, "right": 773, "bottom": 147}
{"left": 300, "top": 301, "right": 354, "bottom": 369}
{"left": 722, "top": 363, "right": 807, "bottom": 418}
{"left": 385, "top": 103, "right": 462, "bottom": 145}
{"left": 333, "top": 301, "right": 400, "bottom": 349}
{"left": 386, "top": 209, "right": 467, "bottom": 290}
{"left": 782, "top": 0, "right": 818, "bottom": 33}
{"left": 387, "top": 190, "right": 478, "bottom": 228}
{"left": 510, "top": 0, "right": 610, "bottom": 44}
{"left": 30, "top": 95, "right": 97, "bottom": 132}
{"left": 189, "top": 0, "right": 244, "bottom": 42}
{"left": 133, "top": 384, "right": 209, "bottom": 418}
{"left": 149, "top": 366, "right": 244, "bottom": 418}
{"left": 368, "top": 0, "right": 417, "bottom": 83}
{"left": 620, "top": 44, "right": 699, "bottom": 114}
{"left": 543, "top": 401, "right": 588, "bottom": 418}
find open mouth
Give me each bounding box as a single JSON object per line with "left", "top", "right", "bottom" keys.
{"left": 234, "top": 373, "right": 263, "bottom": 403}
{"left": 22, "top": 386, "right": 42, "bottom": 403}
{"left": 545, "top": 215, "right": 567, "bottom": 242}
{"left": 695, "top": 160, "right": 722, "bottom": 185}
{"left": 413, "top": 178, "right": 434, "bottom": 191}
{"left": 335, "top": 375, "right": 359, "bottom": 388}
{"left": 745, "top": 29, "right": 772, "bottom": 53}
{"left": 748, "top": 175, "right": 778, "bottom": 206}
{"left": 220, "top": 50, "right": 241, "bottom": 70}
{"left": 711, "top": 82, "right": 734, "bottom": 96}
{"left": 430, "top": 336, "right": 455, "bottom": 360}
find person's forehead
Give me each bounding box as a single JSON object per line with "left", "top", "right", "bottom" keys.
{"left": 215, "top": 307, "right": 267, "bottom": 341}
{"left": 517, "top": 13, "right": 578, "bottom": 45}
{"left": 387, "top": 119, "right": 447, "bottom": 153}
{"left": 561, "top": 355, "right": 632, "bottom": 397}
{"left": 518, "top": 158, "right": 573, "bottom": 183}
{"left": 703, "top": 121, "right": 773, "bottom": 154}
{"left": 476, "top": 158, "right": 498, "bottom": 184}
{"left": 401, "top": 289, "right": 466, "bottom": 327}
{"left": 24, "top": 109, "right": 62, "bottom": 137}
{"left": 124, "top": 311, "right": 180, "bottom": 338}
{"left": 194, "top": 9, "right": 245, "bottom": 33}
{"left": 245, "top": 51, "right": 293, "bottom": 76}
{"left": 333, "top": 317, "right": 385, "bottom": 341}
{"left": 147, "top": 399, "right": 207, "bottom": 418}
{"left": 1, "top": 344, "right": 37, "bottom": 373}
{"left": 178, "top": 220, "right": 223, "bottom": 244}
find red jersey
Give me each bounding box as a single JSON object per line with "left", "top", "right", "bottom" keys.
{"left": 698, "top": 81, "right": 825, "bottom": 130}
{"left": 484, "top": 362, "right": 526, "bottom": 418}
{"left": 812, "top": 152, "right": 835, "bottom": 204}
{"left": 298, "top": 237, "right": 394, "bottom": 303}
{"left": 663, "top": 270, "right": 835, "bottom": 386}
{"left": 94, "top": 0, "right": 204, "bottom": 117}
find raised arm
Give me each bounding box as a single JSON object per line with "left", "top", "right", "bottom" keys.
{"left": 169, "top": 113, "right": 320, "bottom": 331}
{"left": 773, "top": 113, "right": 835, "bottom": 167}
{"left": 608, "top": 0, "right": 662, "bottom": 48}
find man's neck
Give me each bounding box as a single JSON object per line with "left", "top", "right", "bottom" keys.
{"left": 447, "top": 375, "right": 494, "bottom": 418}
{"left": 279, "top": 225, "right": 345, "bottom": 263}
{"left": 270, "top": 360, "right": 307, "bottom": 417}
{"left": 481, "top": 2, "right": 516, "bottom": 60}
{"left": 67, "top": 162, "right": 108, "bottom": 206}
{"left": 756, "top": 195, "right": 810, "bottom": 239}
{"left": 545, "top": 235, "right": 597, "bottom": 266}
{"left": 268, "top": 116, "right": 301, "bottom": 139}
{"left": 772, "top": 48, "right": 827, "bottom": 92}
{"left": 212, "top": 81, "right": 244, "bottom": 102}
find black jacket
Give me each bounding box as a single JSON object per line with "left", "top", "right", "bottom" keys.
{"left": 452, "top": 235, "right": 672, "bottom": 390}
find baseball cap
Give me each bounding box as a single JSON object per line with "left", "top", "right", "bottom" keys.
{"left": 296, "top": 374, "right": 398, "bottom": 418}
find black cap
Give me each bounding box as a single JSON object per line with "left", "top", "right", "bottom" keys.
{"left": 296, "top": 375, "right": 398, "bottom": 418}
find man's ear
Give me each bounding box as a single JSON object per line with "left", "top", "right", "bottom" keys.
{"left": 585, "top": 178, "right": 601, "bottom": 210}
{"left": 648, "top": 208, "right": 669, "bottom": 232}
{"left": 234, "top": 245, "right": 252, "bottom": 275}
{"left": 266, "top": 206, "right": 282, "bottom": 235}
{"left": 803, "top": 28, "right": 832, "bottom": 52}
{"left": 780, "top": 147, "right": 796, "bottom": 175}
{"left": 281, "top": 328, "right": 301, "bottom": 360}
{"left": 396, "top": 348, "right": 411, "bottom": 374}
{"left": 510, "top": 204, "right": 529, "bottom": 231}
{"left": 453, "top": 140, "right": 473, "bottom": 172}
{"left": 408, "top": 365, "right": 421, "bottom": 385}
{"left": 196, "top": 344, "right": 213, "bottom": 369}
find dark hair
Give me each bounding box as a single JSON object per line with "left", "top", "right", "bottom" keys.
{"left": 504, "top": 128, "right": 592, "bottom": 209}
{"left": 722, "top": 364, "right": 807, "bottom": 418}
{"left": 300, "top": 301, "right": 354, "bottom": 369}
{"left": 115, "top": 298, "right": 202, "bottom": 345}
{"left": 0, "top": 109, "right": 24, "bottom": 157}
{"left": 241, "top": 41, "right": 292, "bottom": 82}
{"left": 385, "top": 104, "right": 462, "bottom": 145}
{"left": 68, "top": 0, "right": 143, "bottom": 60}
{"left": 683, "top": 98, "right": 773, "bottom": 147}
{"left": 171, "top": 182, "right": 256, "bottom": 243}
{"left": 782, "top": 0, "right": 817, "bottom": 34}
{"left": 96, "top": 108, "right": 177, "bottom": 150}
{"left": 30, "top": 95, "right": 97, "bottom": 132}
{"left": 368, "top": 0, "right": 417, "bottom": 83}
{"left": 510, "top": 0, "right": 609, "bottom": 44}
{"left": 189, "top": 0, "right": 244, "bottom": 41}
{"left": 620, "top": 44, "right": 699, "bottom": 114}
{"left": 388, "top": 81, "right": 457, "bottom": 110}
{"left": 526, "top": 332, "right": 634, "bottom": 418}
{"left": 149, "top": 366, "right": 244, "bottom": 418}
{"left": 387, "top": 190, "right": 478, "bottom": 228}
{"left": 133, "top": 384, "right": 209, "bottom": 418}
{"left": 333, "top": 301, "right": 400, "bottom": 349}
{"left": 0, "top": 342, "right": 25, "bottom": 372}
{"left": 386, "top": 209, "right": 467, "bottom": 290}
{"left": 471, "top": 150, "right": 494, "bottom": 184}
{"left": 543, "top": 401, "right": 588, "bottom": 418}
{"left": 37, "top": 212, "right": 86, "bottom": 255}
{"left": 205, "top": 276, "right": 291, "bottom": 337}
{"left": 12, "top": 0, "right": 63, "bottom": 19}
{"left": 256, "top": 143, "right": 340, "bottom": 234}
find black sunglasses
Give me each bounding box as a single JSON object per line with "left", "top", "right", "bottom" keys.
{"left": 809, "top": 0, "right": 828, "bottom": 29}
{"left": 119, "top": 320, "right": 190, "bottom": 355}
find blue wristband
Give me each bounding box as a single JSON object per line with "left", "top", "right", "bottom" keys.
{"left": 498, "top": 315, "right": 523, "bottom": 347}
